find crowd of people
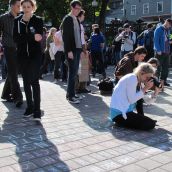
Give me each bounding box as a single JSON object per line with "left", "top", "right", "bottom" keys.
{"left": 0, "top": 0, "right": 171, "bottom": 129}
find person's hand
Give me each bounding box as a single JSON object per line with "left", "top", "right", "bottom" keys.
{"left": 68, "top": 51, "right": 74, "bottom": 60}
{"left": 34, "top": 34, "right": 42, "bottom": 42}
{"left": 143, "top": 79, "right": 154, "bottom": 93}
{"left": 157, "top": 51, "right": 162, "bottom": 55}
{"left": 153, "top": 86, "right": 161, "bottom": 97}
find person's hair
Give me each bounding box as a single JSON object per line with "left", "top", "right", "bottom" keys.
{"left": 92, "top": 24, "right": 99, "bottom": 30}
{"left": 148, "top": 58, "right": 159, "bottom": 66}
{"left": 134, "top": 63, "right": 155, "bottom": 76}
{"left": 123, "top": 23, "right": 130, "bottom": 28}
{"left": 47, "top": 27, "right": 56, "bottom": 38}
{"left": 134, "top": 46, "right": 147, "bottom": 55}
{"left": 125, "top": 46, "right": 147, "bottom": 57}
{"left": 147, "top": 23, "right": 153, "bottom": 29}
{"left": 9, "top": 0, "right": 20, "bottom": 6}
{"left": 77, "top": 9, "right": 85, "bottom": 18}
{"left": 21, "top": 0, "right": 37, "bottom": 12}
{"left": 94, "top": 27, "right": 100, "bottom": 34}
{"left": 70, "top": 0, "right": 82, "bottom": 8}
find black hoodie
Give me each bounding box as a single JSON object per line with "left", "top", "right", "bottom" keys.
{"left": 13, "top": 14, "right": 43, "bottom": 58}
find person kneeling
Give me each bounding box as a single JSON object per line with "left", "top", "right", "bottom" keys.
{"left": 109, "top": 63, "right": 157, "bottom": 130}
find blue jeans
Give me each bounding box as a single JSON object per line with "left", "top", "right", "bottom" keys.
{"left": 67, "top": 49, "right": 81, "bottom": 98}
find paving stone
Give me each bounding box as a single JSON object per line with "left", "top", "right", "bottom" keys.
{"left": 136, "top": 159, "right": 162, "bottom": 170}
{"left": 77, "top": 165, "right": 106, "bottom": 172}
{"left": 0, "top": 157, "right": 16, "bottom": 167}
{"left": 94, "top": 159, "right": 122, "bottom": 171}
{"left": 11, "top": 161, "right": 38, "bottom": 172}
{"left": 150, "top": 154, "right": 172, "bottom": 164}
{"left": 161, "top": 162, "right": 172, "bottom": 172}
{"left": 0, "top": 166, "right": 16, "bottom": 172}
{"left": 119, "top": 164, "right": 148, "bottom": 172}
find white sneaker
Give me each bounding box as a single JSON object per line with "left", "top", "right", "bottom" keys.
{"left": 32, "top": 118, "right": 41, "bottom": 121}
{"left": 74, "top": 95, "right": 82, "bottom": 100}
{"left": 53, "top": 79, "right": 58, "bottom": 84}
{"left": 68, "top": 97, "right": 80, "bottom": 104}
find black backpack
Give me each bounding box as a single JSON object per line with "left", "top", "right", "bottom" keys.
{"left": 144, "top": 29, "right": 154, "bottom": 48}
{"left": 97, "top": 77, "right": 114, "bottom": 94}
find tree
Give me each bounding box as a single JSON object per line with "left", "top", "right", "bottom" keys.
{"left": 0, "top": 0, "right": 8, "bottom": 15}
{"left": 98, "top": 0, "right": 110, "bottom": 30}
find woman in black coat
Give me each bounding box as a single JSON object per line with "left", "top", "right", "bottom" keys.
{"left": 13, "top": 0, "right": 43, "bottom": 121}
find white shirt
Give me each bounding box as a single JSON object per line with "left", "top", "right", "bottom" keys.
{"left": 54, "top": 30, "right": 64, "bottom": 52}
{"left": 116, "top": 31, "right": 136, "bottom": 51}
{"left": 80, "top": 24, "right": 85, "bottom": 45}
{"left": 110, "top": 73, "right": 144, "bottom": 116}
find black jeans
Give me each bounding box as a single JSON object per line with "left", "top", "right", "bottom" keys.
{"left": 156, "top": 53, "right": 169, "bottom": 81}
{"left": 113, "top": 112, "right": 156, "bottom": 130}
{"left": 67, "top": 49, "right": 81, "bottom": 98}
{"left": 54, "top": 51, "right": 63, "bottom": 79}
{"left": 91, "top": 51, "right": 105, "bottom": 76}
{"left": 61, "top": 52, "right": 67, "bottom": 81}
{"left": 40, "top": 50, "right": 51, "bottom": 76}
{"left": 21, "top": 56, "right": 41, "bottom": 118}
{"left": 1, "top": 47, "right": 23, "bottom": 102}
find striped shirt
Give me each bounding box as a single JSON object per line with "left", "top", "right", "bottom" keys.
{"left": 0, "top": 11, "right": 16, "bottom": 48}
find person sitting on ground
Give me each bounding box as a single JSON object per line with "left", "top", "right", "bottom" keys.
{"left": 110, "top": 63, "right": 158, "bottom": 130}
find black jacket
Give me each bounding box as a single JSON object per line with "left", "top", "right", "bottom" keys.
{"left": 61, "top": 14, "right": 81, "bottom": 54}
{"left": 13, "top": 14, "right": 43, "bottom": 58}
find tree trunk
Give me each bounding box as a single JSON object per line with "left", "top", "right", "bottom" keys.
{"left": 98, "top": 0, "right": 109, "bottom": 31}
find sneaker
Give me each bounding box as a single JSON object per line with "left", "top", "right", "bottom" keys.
{"left": 74, "top": 95, "right": 82, "bottom": 100}
{"left": 23, "top": 108, "right": 33, "bottom": 118}
{"left": 68, "top": 97, "right": 80, "bottom": 104}
{"left": 32, "top": 117, "right": 41, "bottom": 121}
{"left": 164, "top": 82, "right": 170, "bottom": 86}
{"left": 33, "top": 110, "right": 41, "bottom": 119}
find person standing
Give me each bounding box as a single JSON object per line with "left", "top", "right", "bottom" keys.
{"left": 90, "top": 27, "right": 105, "bottom": 78}
{"left": 61, "top": 0, "right": 83, "bottom": 104}
{"left": 154, "top": 18, "right": 172, "bottom": 88}
{"left": 13, "top": 0, "right": 43, "bottom": 121}
{"left": 115, "top": 23, "right": 136, "bottom": 58}
{"left": 0, "top": 0, "right": 23, "bottom": 107}
{"left": 53, "top": 29, "right": 66, "bottom": 83}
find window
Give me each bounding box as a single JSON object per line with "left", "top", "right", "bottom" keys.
{"left": 157, "top": 1, "right": 163, "bottom": 12}
{"left": 131, "top": 5, "right": 136, "bottom": 15}
{"left": 143, "top": 3, "right": 149, "bottom": 14}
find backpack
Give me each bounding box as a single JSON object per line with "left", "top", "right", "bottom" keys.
{"left": 97, "top": 77, "right": 114, "bottom": 95}
{"left": 144, "top": 29, "right": 154, "bottom": 48}
{"left": 130, "top": 31, "right": 138, "bottom": 49}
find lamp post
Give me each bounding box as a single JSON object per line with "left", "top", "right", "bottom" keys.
{"left": 92, "top": 0, "right": 98, "bottom": 24}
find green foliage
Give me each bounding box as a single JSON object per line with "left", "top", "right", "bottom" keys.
{"left": 0, "top": 0, "right": 8, "bottom": 15}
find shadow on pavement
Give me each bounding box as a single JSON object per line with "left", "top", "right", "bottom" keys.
{"left": 0, "top": 101, "right": 70, "bottom": 172}
{"left": 110, "top": 126, "right": 172, "bottom": 152}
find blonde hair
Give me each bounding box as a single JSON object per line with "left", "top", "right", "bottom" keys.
{"left": 21, "top": 0, "right": 37, "bottom": 12}
{"left": 47, "top": 27, "right": 57, "bottom": 38}
{"left": 134, "top": 63, "right": 155, "bottom": 77}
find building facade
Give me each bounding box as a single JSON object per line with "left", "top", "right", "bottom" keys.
{"left": 107, "top": 0, "right": 172, "bottom": 22}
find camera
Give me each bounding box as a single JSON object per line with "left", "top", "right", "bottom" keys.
{"left": 124, "top": 35, "right": 129, "bottom": 39}
{"left": 150, "top": 77, "right": 162, "bottom": 88}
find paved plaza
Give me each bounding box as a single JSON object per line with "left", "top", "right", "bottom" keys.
{"left": 1, "top": 67, "right": 172, "bottom": 172}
